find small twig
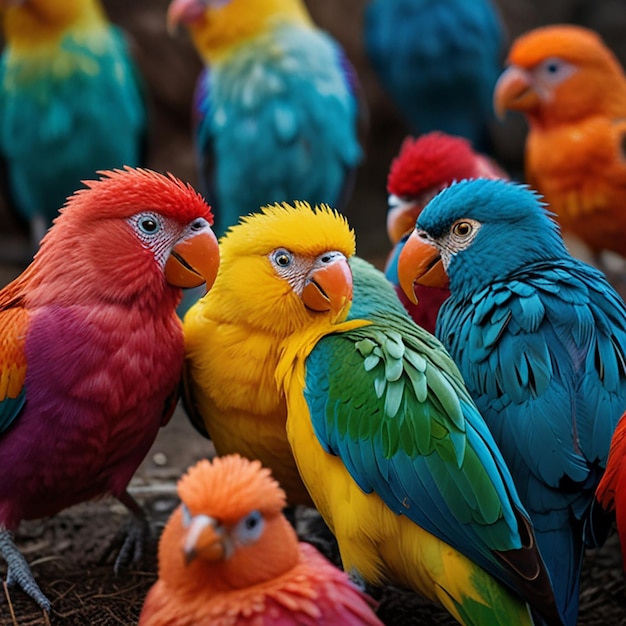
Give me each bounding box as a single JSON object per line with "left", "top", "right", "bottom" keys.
{"left": 2, "top": 580, "right": 19, "bottom": 626}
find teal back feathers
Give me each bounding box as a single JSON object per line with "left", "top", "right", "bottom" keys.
{"left": 193, "top": 22, "right": 363, "bottom": 237}
{"left": 0, "top": 23, "right": 146, "bottom": 229}
{"left": 415, "top": 178, "right": 626, "bottom": 625}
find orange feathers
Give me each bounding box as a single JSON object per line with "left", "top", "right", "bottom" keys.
{"left": 139, "top": 454, "right": 384, "bottom": 626}
{"left": 494, "top": 24, "right": 626, "bottom": 257}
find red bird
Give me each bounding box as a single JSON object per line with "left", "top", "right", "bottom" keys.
{"left": 139, "top": 454, "right": 384, "bottom": 626}
{"left": 596, "top": 411, "right": 626, "bottom": 571}
{"left": 384, "top": 131, "right": 508, "bottom": 333}
{"left": 0, "top": 167, "right": 220, "bottom": 610}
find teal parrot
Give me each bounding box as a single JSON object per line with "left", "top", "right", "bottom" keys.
{"left": 397, "top": 178, "right": 626, "bottom": 626}
{"left": 0, "top": 0, "right": 147, "bottom": 251}
{"left": 200, "top": 201, "right": 562, "bottom": 625}
{"left": 166, "top": 0, "right": 364, "bottom": 239}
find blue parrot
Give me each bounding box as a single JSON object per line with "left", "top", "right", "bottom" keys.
{"left": 0, "top": 0, "right": 147, "bottom": 253}
{"left": 364, "top": 0, "right": 505, "bottom": 153}
{"left": 397, "top": 178, "right": 626, "bottom": 626}
{"left": 167, "top": 0, "right": 365, "bottom": 239}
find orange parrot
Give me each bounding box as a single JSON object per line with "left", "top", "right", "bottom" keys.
{"left": 138, "top": 454, "right": 384, "bottom": 626}
{"left": 493, "top": 24, "right": 626, "bottom": 261}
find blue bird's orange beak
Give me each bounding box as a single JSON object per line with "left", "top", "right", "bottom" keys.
{"left": 302, "top": 255, "right": 353, "bottom": 318}
{"left": 397, "top": 231, "right": 448, "bottom": 304}
{"left": 165, "top": 229, "right": 220, "bottom": 290}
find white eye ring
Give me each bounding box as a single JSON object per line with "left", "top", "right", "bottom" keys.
{"left": 235, "top": 510, "right": 264, "bottom": 544}
{"left": 134, "top": 212, "right": 162, "bottom": 236}
{"left": 272, "top": 248, "right": 293, "bottom": 268}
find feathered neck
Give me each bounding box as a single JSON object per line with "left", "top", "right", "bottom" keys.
{"left": 188, "top": 0, "right": 312, "bottom": 64}
{"left": 3, "top": 0, "right": 107, "bottom": 53}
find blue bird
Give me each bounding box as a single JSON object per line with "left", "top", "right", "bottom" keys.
{"left": 167, "top": 0, "right": 365, "bottom": 239}
{"left": 0, "top": 0, "right": 147, "bottom": 254}
{"left": 397, "top": 178, "right": 626, "bottom": 625}
{"left": 364, "top": 0, "right": 505, "bottom": 153}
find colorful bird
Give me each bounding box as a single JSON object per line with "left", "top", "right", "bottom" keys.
{"left": 138, "top": 454, "right": 384, "bottom": 626}
{"left": 493, "top": 24, "right": 626, "bottom": 262}
{"left": 0, "top": 0, "right": 147, "bottom": 252}
{"left": 364, "top": 0, "right": 505, "bottom": 153}
{"left": 166, "top": 0, "right": 364, "bottom": 239}
{"left": 397, "top": 178, "right": 626, "bottom": 625}
{"left": 384, "top": 131, "right": 508, "bottom": 333}
{"left": 0, "top": 167, "right": 220, "bottom": 611}
{"left": 596, "top": 411, "right": 626, "bottom": 571}
{"left": 188, "top": 201, "right": 563, "bottom": 626}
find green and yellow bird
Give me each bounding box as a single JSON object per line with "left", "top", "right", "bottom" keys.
{"left": 183, "top": 202, "right": 562, "bottom": 626}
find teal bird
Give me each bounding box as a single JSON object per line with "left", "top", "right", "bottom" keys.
{"left": 364, "top": 0, "right": 505, "bottom": 154}
{"left": 397, "top": 178, "right": 626, "bottom": 625}
{"left": 166, "top": 0, "right": 364, "bottom": 238}
{"left": 0, "top": 0, "right": 147, "bottom": 251}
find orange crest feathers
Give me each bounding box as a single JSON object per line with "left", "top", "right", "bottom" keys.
{"left": 508, "top": 24, "right": 620, "bottom": 71}
{"left": 178, "top": 455, "right": 287, "bottom": 523}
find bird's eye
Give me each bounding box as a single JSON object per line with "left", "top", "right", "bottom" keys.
{"left": 452, "top": 221, "right": 473, "bottom": 238}
{"left": 235, "top": 510, "right": 264, "bottom": 544}
{"left": 272, "top": 249, "right": 293, "bottom": 268}
{"left": 537, "top": 57, "right": 576, "bottom": 84}
{"left": 137, "top": 213, "right": 161, "bottom": 235}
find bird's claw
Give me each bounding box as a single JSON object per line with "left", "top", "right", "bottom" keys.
{"left": 0, "top": 529, "right": 51, "bottom": 612}
{"left": 100, "top": 513, "right": 151, "bottom": 574}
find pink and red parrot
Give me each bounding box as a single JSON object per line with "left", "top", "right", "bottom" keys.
{"left": 0, "top": 167, "right": 219, "bottom": 611}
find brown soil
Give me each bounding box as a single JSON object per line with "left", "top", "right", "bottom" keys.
{"left": 1, "top": 407, "right": 625, "bottom": 626}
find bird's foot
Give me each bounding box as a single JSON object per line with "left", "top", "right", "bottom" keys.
{"left": 99, "top": 491, "right": 152, "bottom": 574}
{"left": 0, "top": 529, "right": 51, "bottom": 612}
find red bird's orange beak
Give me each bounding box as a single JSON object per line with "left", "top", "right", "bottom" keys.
{"left": 165, "top": 229, "right": 220, "bottom": 290}
{"left": 387, "top": 201, "right": 420, "bottom": 246}
{"left": 183, "top": 514, "right": 226, "bottom": 564}
{"left": 493, "top": 66, "right": 537, "bottom": 119}
{"left": 301, "top": 255, "right": 353, "bottom": 317}
{"left": 397, "top": 231, "right": 448, "bottom": 304}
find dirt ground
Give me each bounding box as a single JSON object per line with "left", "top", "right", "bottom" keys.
{"left": 0, "top": 405, "right": 624, "bottom": 625}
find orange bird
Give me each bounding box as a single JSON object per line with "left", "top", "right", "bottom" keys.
{"left": 493, "top": 24, "right": 626, "bottom": 260}
{"left": 138, "top": 454, "right": 384, "bottom": 626}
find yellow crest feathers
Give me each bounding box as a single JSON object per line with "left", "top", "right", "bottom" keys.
{"left": 177, "top": 455, "right": 287, "bottom": 522}
{"left": 220, "top": 201, "right": 356, "bottom": 261}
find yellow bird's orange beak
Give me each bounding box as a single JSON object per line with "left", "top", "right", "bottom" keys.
{"left": 301, "top": 255, "right": 353, "bottom": 317}
{"left": 165, "top": 229, "right": 220, "bottom": 290}
{"left": 167, "top": 0, "right": 204, "bottom": 32}
{"left": 183, "top": 514, "right": 226, "bottom": 564}
{"left": 493, "top": 66, "right": 537, "bottom": 120}
{"left": 397, "top": 232, "right": 448, "bottom": 305}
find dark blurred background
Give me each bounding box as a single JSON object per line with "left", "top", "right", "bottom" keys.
{"left": 1, "top": 0, "right": 625, "bottom": 274}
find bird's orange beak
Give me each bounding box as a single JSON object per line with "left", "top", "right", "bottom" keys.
{"left": 183, "top": 514, "right": 226, "bottom": 564}
{"left": 397, "top": 231, "right": 448, "bottom": 304}
{"left": 167, "top": 0, "right": 204, "bottom": 31}
{"left": 165, "top": 229, "right": 220, "bottom": 290}
{"left": 302, "top": 255, "right": 353, "bottom": 317}
{"left": 493, "top": 66, "right": 536, "bottom": 119}
{"left": 387, "top": 202, "right": 420, "bottom": 246}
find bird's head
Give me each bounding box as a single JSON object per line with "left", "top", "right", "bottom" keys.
{"left": 161, "top": 455, "right": 299, "bottom": 591}
{"left": 397, "top": 178, "right": 567, "bottom": 300}
{"left": 196, "top": 200, "right": 355, "bottom": 337}
{"left": 30, "top": 167, "right": 219, "bottom": 309}
{"left": 166, "top": 0, "right": 311, "bottom": 62}
{"left": 493, "top": 24, "right": 626, "bottom": 125}
{"left": 386, "top": 133, "right": 485, "bottom": 245}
